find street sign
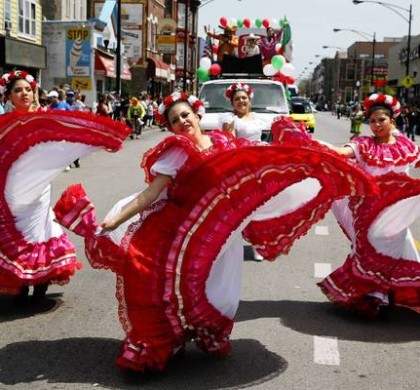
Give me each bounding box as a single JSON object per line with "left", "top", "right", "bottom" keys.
{"left": 401, "top": 75, "right": 414, "bottom": 89}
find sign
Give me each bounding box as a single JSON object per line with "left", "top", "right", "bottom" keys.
{"left": 157, "top": 18, "right": 177, "bottom": 55}
{"left": 71, "top": 77, "right": 92, "bottom": 91}
{"left": 94, "top": 0, "right": 144, "bottom": 65}
{"left": 66, "top": 27, "right": 91, "bottom": 77}
{"left": 157, "top": 35, "right": 176, "bottom": 54}
{"left": 401, "top": 75, "right": 414, "bottom": 89}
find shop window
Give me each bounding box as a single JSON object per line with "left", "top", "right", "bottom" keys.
{"left": 18, "top": 0, "right": 36, "bottom": 38}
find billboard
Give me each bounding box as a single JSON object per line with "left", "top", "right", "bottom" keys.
{"left": 94, "top": 0, "right": 144, "bottom": 65}
{"left": 66, "top": 27, "right": 91, "bottom": 77}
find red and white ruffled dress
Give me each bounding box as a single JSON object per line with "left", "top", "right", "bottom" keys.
{"left": 54, "top": 128, "right": 374, "bottom": 371}
{"left": 318, "top": 135, "right": 420, "bottom": 316}
{"left": 0, "top": 110, "right": 129, "bottom": 295}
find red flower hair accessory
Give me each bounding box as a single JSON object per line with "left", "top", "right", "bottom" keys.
{"left": 224, "top": 83, "right": 254, "bottom": 100}
{"left": 363, "top": 93, "right": 401, "bottom": 118}
{"left": 155, "top": 92, "right": 205, "bottom": 127}
{"left": 0, "top": 70, "right": 37, "bottom": 94}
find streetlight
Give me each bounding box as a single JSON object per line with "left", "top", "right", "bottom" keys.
{"left": 116, "top": 0, "right": 121, "bottom": 96}
{"left": 352, "top": 0, "right": 413, "bottom": 99}
{"left": 322, "top": 45, "right": 346, "bottom": 51}
{"left": 333, "top": 28, "right": 376, "bottom": 89}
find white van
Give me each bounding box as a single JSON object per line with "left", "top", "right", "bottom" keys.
{"left": 198, "top": 78, "right": 289, "bottom": 142}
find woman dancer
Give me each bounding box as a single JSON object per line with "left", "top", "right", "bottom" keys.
{"left": 0, "top": 70, "right": 129, "bottom": 303}
{"left": 221, "top": 82, "right": 269, "bottom": 260}
{"left": 318, "top": 94, "right": 420, "bottom": 318}
{"left": 54, "top": 92, "right": 373, "bottom": 372}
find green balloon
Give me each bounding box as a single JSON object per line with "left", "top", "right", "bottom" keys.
{"left": 271, "top": 55, "right": 285, "bottom": 70}
{"left": 237, "top": 19, "right": 243, "bottom": 28}
{"left": 197, "top": 67, "right": 209, "bottom": 82}
{"left": 255, "top": 18, "right": 262, "bottom": 28}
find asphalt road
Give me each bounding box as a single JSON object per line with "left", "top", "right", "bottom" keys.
{"left": 1, "top": 114, "right": 420, "bottom": 390}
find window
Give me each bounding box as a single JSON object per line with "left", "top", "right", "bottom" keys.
{"left": 5, "top": 0, "right": 11, "bottom": 22}
{"left": 18, "top": 0, "right": 36, "bottom": 37}
{"left": 65, "top": 0, "right": 71, "bottom": 18}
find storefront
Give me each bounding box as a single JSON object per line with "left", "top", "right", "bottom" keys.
{"left": 146, "top": 58, "right": 171, "bottom": 98}
{"left": 0, "top": 36, "right": 46, "bottom": 78}
{"left": 95, "top": 49, "right": 132, "bottom": 97}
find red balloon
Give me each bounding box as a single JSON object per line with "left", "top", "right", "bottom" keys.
{"left": 220, "top": 17, "right": 228, "bottom": 27}
{"left": 212, "top": 44, "right": 219, "bottom": 54}
{"left": 243, "top": 18, "right": 251, "bottom": 28}
{"left": 209, "top": 63, "right": 222, "bottom": 76}
{"left": 262, "top": 19, "right": 270, "bottom": 28}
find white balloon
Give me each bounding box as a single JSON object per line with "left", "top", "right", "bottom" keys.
{"left": 199, "top": 57, "right": 212, "bottom": 70}
{"left": 230, "top": 18, "right": 237, "bottom": 27}
{"left": 263, "top": 64, "right": 277, "bottom": 77}
{"left": 272, "top": 19, "right": 278, "bottom": 27}
{"left": 281, "top": 63, "right": 295, "bottom": 77}
{"left": 275, "top": 43, "right": 282, "bottom": 53}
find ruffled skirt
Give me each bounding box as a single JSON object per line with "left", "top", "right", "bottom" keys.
{"left": 0, "top": 111, "right": 129, "bottom": 294}
{"left": 54, "top": 144, "right": 374, "bottom": 370}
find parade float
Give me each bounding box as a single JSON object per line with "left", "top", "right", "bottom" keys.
{"left": 197, "top": 16, "right": 296, "bottom": 140}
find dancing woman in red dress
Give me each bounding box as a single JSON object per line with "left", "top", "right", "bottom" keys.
{"left": 54, "top": 93, "right": 374, "bottom": 372}
{"left": 317, "top": 94, "right": 420, "bottom": 318}
{"left": 0, "top": 70, "right": 129, "bottom": 303}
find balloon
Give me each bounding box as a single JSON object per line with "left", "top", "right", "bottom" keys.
{"left": 263, "top": 64, "right": 277, "bottom": 77}
{"left": 271, "top": 55, "right": 285, "bottom": 70}
{"left": 230, "top": 18, "right": 237, "bottom": 27}
{"left": 196, "top": 67, "right": 209, "bottom": 82}
{"left": 272, "top": 18, "right": 278, "bottom": 27}
{"left": 237, "top": 19, "right": 244, "bottom": 28}
{"left": 220, "top": 17, "right": 228, "bottom": 27}
{"left": 199, "top": 57, "right": 212, "bottom": 70}
{"left": 279, "top": 18, "right": 286, "bottom": 28}
{"left": 281, "top": 63, "right": 296, "bottom": 77}
{"left": 255, "top": 18, "right": 262, "bottom": 28}
{"left": 243, "top": 18, "right": 251, "bottom": 28}
{"left": 275, "top": 43, "right": 283, "bottom": 53}
{"left": 209, "top": 63, "right": 222, "bottom": 76}
{"left": 262, "top": 19, "right": 270, "bottom": 28}
{"left": 212, "top": 44, "right": 218, "bottom": 54}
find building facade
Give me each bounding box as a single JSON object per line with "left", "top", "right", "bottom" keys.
{"left": 387, "top": 34, "right": 420, "bottom": 105}
{"left": 0, "top": 0, "right": 46, "bottom": 80}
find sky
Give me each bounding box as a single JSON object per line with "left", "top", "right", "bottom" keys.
{"left": 196, "top": 0, "right": 419, "bottom": 81}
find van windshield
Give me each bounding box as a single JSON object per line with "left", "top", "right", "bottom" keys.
{"left": 199, "top": 82, "right": 288, "bottom": 114}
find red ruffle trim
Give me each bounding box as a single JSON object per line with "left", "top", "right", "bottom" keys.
{"left": 114, "top": 143, "right": 375, "bottom": 371}
{"left": 140, "top": 130, "right": 238, "bottom": 184}
{"left": 0, "top": 233, "right": 82, "bottom": 295}
{"left": 319, "top": 172, "right": 420, "bottom": 313}
{"left": 352, "top": 135, "right": 419, "bottom": 168}
{"left": 53, "top": 184, "right": 126, "bottom": 274}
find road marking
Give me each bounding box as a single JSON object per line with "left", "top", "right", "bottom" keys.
{"left": 314, "top": 263, "right": 332, "bottom": 278}
{"left": 315, "top": 225, "right": 329, "bottom": 235}
{"left": 313, "top": 336, "right": 340, "bottom": 365}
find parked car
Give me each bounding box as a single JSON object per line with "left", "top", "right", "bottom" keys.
{"left": 198, "top": 78, "right": 289, "bottom": 142}
{"left": 289, "top": 97, "right": 316, "bottom": 133}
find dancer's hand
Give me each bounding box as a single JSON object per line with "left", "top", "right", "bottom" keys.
{"left": 100, "top": 219, "right": 119, "bottom": 232}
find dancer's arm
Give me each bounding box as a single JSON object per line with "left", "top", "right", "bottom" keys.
{"left": 327, "top": 145, "right": 355, "bottom": 159}
{"left": 101, "top": 173, "right": 172, "bottom": 231}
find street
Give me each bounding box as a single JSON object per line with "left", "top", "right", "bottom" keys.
{"left": 1, "top": 113, "right": 420, "bottom": 390}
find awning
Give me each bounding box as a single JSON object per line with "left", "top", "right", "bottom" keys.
{"left": 95, "top": 51, "right": 131, "bottom": 80}
{"left": 147, "top": 58, "right": 169, "bottom": 80}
